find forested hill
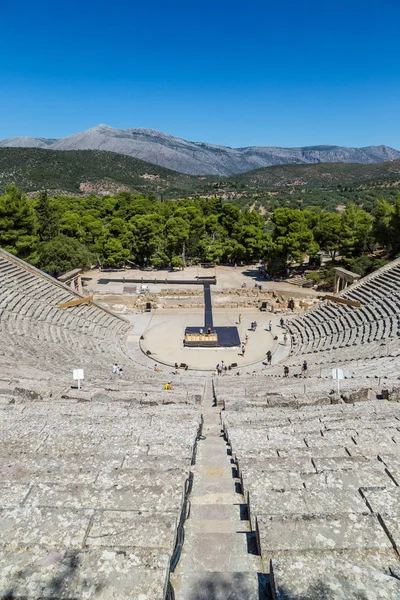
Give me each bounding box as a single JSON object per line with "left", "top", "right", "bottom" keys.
{"left": 1, "top": 147, "right": 400, "bottom": 198}
{"left": 227, "top": 160, "right": 400, "bottom": 190}
{"left": 0, "top": 148, "right": 211, "bottom": 197}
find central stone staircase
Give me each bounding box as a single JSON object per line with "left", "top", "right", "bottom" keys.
{"left": 171, "top": 380, "right": 269, "bottom": 599}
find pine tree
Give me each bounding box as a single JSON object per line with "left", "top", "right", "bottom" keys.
{"left": 36, "top": 191, "right": 59, "bottom": 241}
{"left": 0, "top": 184, "right": 38, "bottom": 258}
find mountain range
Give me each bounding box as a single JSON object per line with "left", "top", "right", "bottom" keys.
{"left": 1, "top": 125, "right": 399, "bottom": 176}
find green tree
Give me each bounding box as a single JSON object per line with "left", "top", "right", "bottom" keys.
{"left": 130, "top": 214, "right": 164, "bottom": 265}
{"left": 270, "top": 208, "right": 319, "bottom": 267}
{"left": 0, "top": 184, "right": 38, "bottom": 259}
{"left": 373, "top": 199, "right": 394, "bottom": 250}
{"left": 389, "top": 195, "right": 400, "bottom": 253}
{"left": 59, "top": 211, "right": 84, "bottom": 240}
{"left": 102, "top": 238, "right": 130, "bottom": 267}
{"left": 36, "top": 191, "right": 59, "bottom": 241}
{"left": 81, "top": 214, "right": 103, "bottom": 245}
{"left": 313, "top": 211, "right": 342, "bottom": 261}
{"left": 340, "top": 203, "right": 373, "bottom": 257}
{"left": 164, "top": 217, "right": 190, "bottom": 265}
{"left": 37, "top": 234, "right": 93, "bottom": 276}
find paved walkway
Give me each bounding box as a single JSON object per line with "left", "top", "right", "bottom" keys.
{"left": 83, "top": 264, "right": 320, "bottom": 296}
{"left": 171, "top": 379, "right": 269, "bottom": 599}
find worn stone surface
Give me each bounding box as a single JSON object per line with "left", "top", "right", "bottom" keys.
{"left": 301, "top": 467, "right": 395, "bottom": 489}
{"left": 0, "top": 547, "right": 170, "bottom": 599}
{"left": 362, "top": 488, "right": 400, "bottom": 516}
{"left": 380, "top": 515, "right": 400, "bottom": 554}
{"left": 343, "top": 388, "right": 377, "bottom": 403}
{"left": 26, "top": 482, "right": 185, "bottom": 512}
{"left": 0, "top": 507, "right": 93, "bottom": 548}
{"left": 173, "top": 572, "right": 270, "bottom": 600}
{"left": 86, "top": 511, "right": 177, "bottom": 552}
{"left": 312, "top": 456, "right": 380, "bottom": 472}
{"left": 249, "top": 488, "right": 367, "bottom": 524}
{"left": 257, "top": 513, "right": 392, "bottom": 554}
{"left": 271, "top": 556, "right": 400, "bottom": 600}
{"left": 0, "top": 482, "right": 31, "bottom": 507}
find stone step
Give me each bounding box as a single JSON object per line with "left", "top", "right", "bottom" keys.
{"left": 175, "top": 532, "right": 262, "bottom": 573}
{"left": 190, "top": 492, "right": 246, "bottom": 505}
{"left": 191, "top": 476, "right": 241, "bottom": 497}
{"left": 189, "top": 519, "right": 252, "bottom": 534}
{"left": 202, "top": 424, "right": 223, "bottom": 437}
{"left": 192, "top": 465, "right": 237, "bottom": 478}
{"left": 195, "top": 451, "right": 232, "bottom": 466}
{"left": 189, "top": 503, "right": 250, "bottom": 522}
{"left": 197, "top": 438, "right": 229, "bottom": 450}
{"left": 171, "top": 571, "right": 271, "bottom": 600}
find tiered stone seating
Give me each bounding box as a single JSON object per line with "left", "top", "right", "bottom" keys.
{"left": 0, "top": 249, "right": 130, "bottom": 376}
{"left": 0, "top": 394, "right": 201, "bottom": 598}
{"left": 3, "top": 245, "right": 400, "bottom": 598}
{"left": 221, "top": 400, "right": 400, "bottom": 598}
{"left": 289, "top": 260, "right": 400, "bottom": 364}
{"left": 0, "top": 248, "right": 206, "bottom": 598}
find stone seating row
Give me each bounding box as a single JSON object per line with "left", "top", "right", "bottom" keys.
{"left": 0, "top": 394, "right": 201, "bottom": 599}
{"left": 222, "top": 400, "right": 400, "bottom": 598}
{"left": 0, "top": 251, "right": 131, "bottom": 379}
{"left": 0, "top": 259, "right": 127, "bottom": 335}
{"left": 222, "top": 401, "right": 400, "bottom": 600}
{"left": 288, "top": 259, "right": 400, "bottom": 361}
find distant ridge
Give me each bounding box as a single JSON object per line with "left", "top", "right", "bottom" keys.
{"left": 1, "top": 125, "right": 399, "bottom": 176}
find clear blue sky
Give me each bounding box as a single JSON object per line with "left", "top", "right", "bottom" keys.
{"left": 1, "top": 0, "right": 399, "bottom": 148}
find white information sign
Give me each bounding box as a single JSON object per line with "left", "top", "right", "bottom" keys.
{"left": 332, "top": 368, "right": 344, "bottom": 396}
{"left": 332, "top": 368, "right": 344, "bottom": 380}
{"left": 73, "top": 369, "right": 84, "bottom": 390}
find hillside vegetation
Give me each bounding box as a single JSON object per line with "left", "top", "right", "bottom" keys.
{"left": 1, "top": 148, "right": 400, "bottom": 202}
{"left": 0, "top": 148, "right": 211, "bottom": 198}
{"left": 227, "top": 160, "right": 400, "bottom": 189}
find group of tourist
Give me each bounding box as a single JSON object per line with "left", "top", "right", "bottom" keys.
{"left": 250, "top": 320, "right": 258, "bottom": 331}
{"left": 111, "top": 363, "right": 124, "bottom": 377}
{"left": 216, "top": 361, "right": 229, "bottom": 375}
{"left": 283, "top": 360, "right": 308, "bottom": 378}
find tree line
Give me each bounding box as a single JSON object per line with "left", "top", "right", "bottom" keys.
{"left": 0, "top": 184, "right": 399, "bottom": 277}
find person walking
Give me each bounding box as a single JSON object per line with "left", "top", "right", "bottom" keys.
{"left": 268, "top": 320, "right": 272, "bottom": 332}
{"left": 283, "top": 333, "right": 288, "bottom": 345}
{"left": 242, "top": 344, "right": 246, "bottom": 357}
{"left": 302, "top": 360, "right": 308, "bottom": 377}
{"left": 218, "top": 363, "right": 223, "bottom": 376}
{"left": 238, "top": 314, "right": 242, "bottom": 324}
{"left": 266, "top": 350, "right": 272, "bottom": 365}
{"left": 118, "top": 367, "right": 123, "bottom": 377}
{"left": 280, "top": 317, "right": 284, "bottom": 327}
{"left": 284, "top": 365, "right": 289, "bottom": 377}
{"left": 112, "top": 363, "right": 118, "bottom": 375}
